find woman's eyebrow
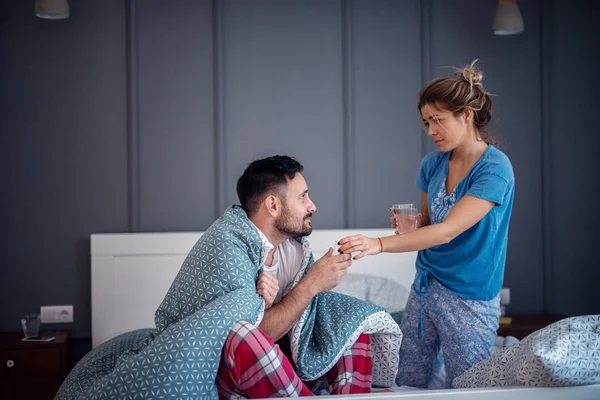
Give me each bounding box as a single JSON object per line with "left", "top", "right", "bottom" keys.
{"left": 422, "top": 114, "right": 441, "bottom": 121}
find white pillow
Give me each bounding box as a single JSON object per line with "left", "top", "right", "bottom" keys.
{"left": 332, "top": 273, "right": 410, "bottom": 313}
{"left": 453, "top": 315, "right": 600, "bottom": 388}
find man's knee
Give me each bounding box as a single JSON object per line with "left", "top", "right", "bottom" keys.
{"left": 223, "top": 320, "right": 274, "bottom": 362}
{"left": 354, "top": 334, "right": 370, "bottom": 347}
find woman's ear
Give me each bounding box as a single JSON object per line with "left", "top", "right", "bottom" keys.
{"left": 461, "top": 108, "right": 474, "bottom": 124}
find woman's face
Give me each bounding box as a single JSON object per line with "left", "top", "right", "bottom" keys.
{"left": 420, "top": 103, "right": 470, "bottom": 152}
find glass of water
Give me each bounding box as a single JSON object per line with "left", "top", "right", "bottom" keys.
{"left": 390, "top": 203, "right": 421, "bottom": 234}
{"left": 21, "top": 313, "right": 41, "bottom": 338}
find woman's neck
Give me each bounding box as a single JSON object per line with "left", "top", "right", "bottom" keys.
{"left": 451, "top": 132, "right": 488, "bottom": 163}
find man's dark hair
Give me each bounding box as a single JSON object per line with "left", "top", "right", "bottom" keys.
{"left": 236, "top": 155, "right": 304, "bottom": 217}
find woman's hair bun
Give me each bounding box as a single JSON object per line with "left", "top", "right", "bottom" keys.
{"left": 455, "top": 59, "right": 483, "bottom": 87}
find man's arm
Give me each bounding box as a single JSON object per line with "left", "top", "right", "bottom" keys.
{"left": 259, "top": 278, "right": 317, "bottom": 341}
{"left": 259, "top": 248, "right": 352, "bottom": 341}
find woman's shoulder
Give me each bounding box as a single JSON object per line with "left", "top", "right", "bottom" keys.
{"left": 422, "top": 149, "right": 446, "bottom": 161}
{"left": 479, "top": 146, "right": 514, "bottom": 181}
{"left": 421, "top": 150, "right": 447, "bottom": 169}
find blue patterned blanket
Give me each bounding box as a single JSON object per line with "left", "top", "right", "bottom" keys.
{"left": 57, "top": 206, "right": 402, "bottom": 399}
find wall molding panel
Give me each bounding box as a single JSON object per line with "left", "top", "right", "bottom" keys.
{"left": 342, "top": 0, "right": 355, "bottom": 229}
{"left": 212, "top": 0, "right": 226, "bottom": 218}
{"left": 540, "top": 0, "right": 554, "bottom": 314}
{"left": 126, "top": 0, "right": 140, "bottom": 232}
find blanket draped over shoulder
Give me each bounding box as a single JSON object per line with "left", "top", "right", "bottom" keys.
{"left": 56, "top": 207, "right": 402, "bottom": 399}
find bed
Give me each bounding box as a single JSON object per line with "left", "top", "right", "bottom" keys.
{"left": 88, "top": 229, "right": 600, "bottom": 399}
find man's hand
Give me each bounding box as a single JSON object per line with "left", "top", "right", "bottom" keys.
{"left": 304, "top": 248, "right": 352, "bottom": 294}
{"left": 258, "top": 248, "right": 351, "bottom": 341}
{"left": 257, "top": 271, "right": 279, "bottom": 310}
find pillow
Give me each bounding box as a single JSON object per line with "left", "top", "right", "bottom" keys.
{"left": 332, "top": 273, "right": 410, "bottom": 313}
{"left": 426, "top": 335, "right": 520, "bottom": 390}
{"left": 453, "top": 315, "right": 600, "bottom": 388}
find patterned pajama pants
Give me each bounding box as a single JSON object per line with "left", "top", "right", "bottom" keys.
{"left": 216, "top": 321, "right": 372, "bottom": 398}
{"left": 396, "top": 275, "right": 500, "bottom": 388}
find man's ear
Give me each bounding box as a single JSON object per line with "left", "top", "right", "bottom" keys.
{"left": 264, "top": 194, "right": 280, "bottom": 217}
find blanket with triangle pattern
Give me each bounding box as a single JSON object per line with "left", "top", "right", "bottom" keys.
{"left": 56, "top": 206, "right": 402, "bottom": 399}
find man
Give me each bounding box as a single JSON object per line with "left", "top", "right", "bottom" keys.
{"left": 216, "top": 155, "right": 372, "bottom": 397}
{"left": 149, "top": 154, "right": 400, "bottom": 400}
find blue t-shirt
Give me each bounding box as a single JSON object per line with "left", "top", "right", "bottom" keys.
{"left": 415, "top": 145, "right": 515, "bottom": 301}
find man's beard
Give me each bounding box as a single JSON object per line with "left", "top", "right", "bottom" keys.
{"left": 275, "top": 204, "right": 312, "bottom": 238}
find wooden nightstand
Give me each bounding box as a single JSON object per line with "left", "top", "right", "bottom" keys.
{"left": 497, "top": 314, "right": 567, "bottom": 340}
{"left": 0, "top": 331, "right": 70, "bottom": 400}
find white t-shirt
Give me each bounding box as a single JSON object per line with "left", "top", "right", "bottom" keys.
{"left": 263, "top": 239, "right": 305, "bottom": 305}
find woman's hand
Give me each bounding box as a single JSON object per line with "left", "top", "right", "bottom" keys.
{"left": 390, "top": 209, "right": 422, "bottom": 235}
{"left": 257, "top": 271, "right": 279, "bottom": 309}
{"left": 338, "top": 235, "right": 382, "bottom": 260}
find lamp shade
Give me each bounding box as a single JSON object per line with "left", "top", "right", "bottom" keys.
{"left": 493, "top": 1, "right": 524, "bottom": 35}
{"left": 35, "top": 0, "right": 70, "bottom": 20}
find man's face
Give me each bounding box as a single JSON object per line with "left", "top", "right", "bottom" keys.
{"left": 274, "top": 173, "right": 317, "bottom": 238}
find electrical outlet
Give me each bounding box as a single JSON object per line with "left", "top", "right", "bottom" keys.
{"left": 40, "top": 305, "right": 74, "bottom": 323}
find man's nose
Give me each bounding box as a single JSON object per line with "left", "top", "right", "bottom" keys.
{"left": 308, "top": 199, "right": 316, "bottom": 214}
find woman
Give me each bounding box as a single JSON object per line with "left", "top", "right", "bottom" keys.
{"left": 338, "top": 61, "right": 515, "bottom": 388}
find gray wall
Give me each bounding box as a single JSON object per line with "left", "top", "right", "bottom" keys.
{"left": 546, "top": 0, "right": 600, "bottom": 316}
{"left": 1, "top": 0, "right": 129, "bottom": 340}
{"left": 1, "top": 0, "right": 598, "bottom": 343}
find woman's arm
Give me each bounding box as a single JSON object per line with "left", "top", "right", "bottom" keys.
{"left": 339, "top": 194, "right": 494, "bottom": 259}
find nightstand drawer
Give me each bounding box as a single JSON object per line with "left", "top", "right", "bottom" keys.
{"left": 1, "top": 377, "right": 60, "bottom": 400}
{"left": 0, "top": 348, "right": 61, "bottom": 377}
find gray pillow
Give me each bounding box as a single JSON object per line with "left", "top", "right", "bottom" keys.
{"left": 332, "top": 273, "right": 409, "bottom": 313}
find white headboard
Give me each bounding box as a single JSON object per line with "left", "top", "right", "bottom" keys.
{"left": 91, "top": 229, "right": 417, "bottom": 348}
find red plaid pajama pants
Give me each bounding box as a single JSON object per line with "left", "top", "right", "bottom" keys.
{"left": 216, "top": 321, "right": 372, "bottom": 398}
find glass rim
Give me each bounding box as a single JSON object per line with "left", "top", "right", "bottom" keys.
{"left": 391, "top": 203, "right": 417, "bottom": 209}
